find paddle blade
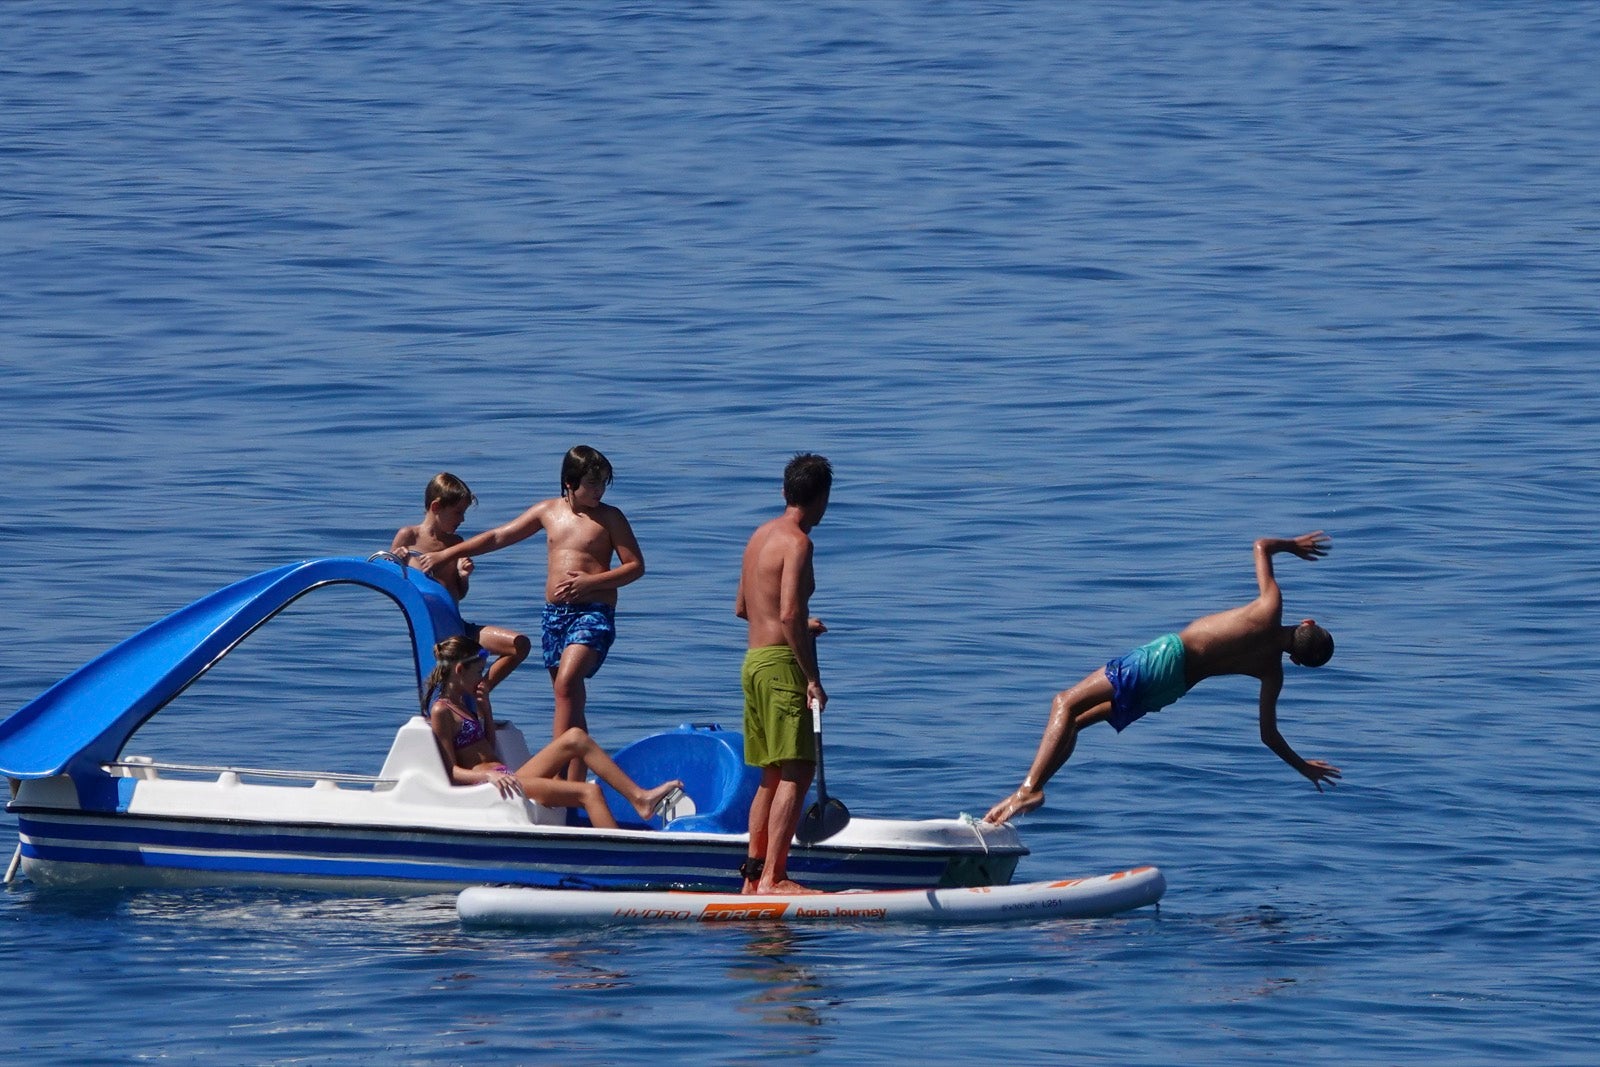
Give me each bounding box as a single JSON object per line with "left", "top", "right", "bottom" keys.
{"left": 798, "top": 695, "right": 848, "bottom": 842}
{"left": 798, "top": 796, "right": 850, "bottom": 844}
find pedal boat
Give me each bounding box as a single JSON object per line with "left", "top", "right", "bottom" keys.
{"left": 1, "top": 556, "right": 1025, "bottom": 892}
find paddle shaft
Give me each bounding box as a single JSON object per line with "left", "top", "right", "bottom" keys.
{"left": 808, "top": 627, "right": 832, "bottom": 801}
{"left": 810, "top": 699, "right": 829, "bottom": 800}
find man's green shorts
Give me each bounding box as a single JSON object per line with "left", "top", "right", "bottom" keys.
{"left": 742, "top": 645, "right": 817, "bottom": 767}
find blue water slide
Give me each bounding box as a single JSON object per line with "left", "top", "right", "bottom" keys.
{"left": 0, "top": 557, "right": 462, "bottom": 780}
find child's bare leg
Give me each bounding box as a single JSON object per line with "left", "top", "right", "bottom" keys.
{"left": 572, "top": 730, "right": 683, "bottom": 820}
{"left": 525, "top": 728, "right": 682, "bottom": 821}
{"left": 985, "top": 670, "right": 1114, "bottom": 824}
{"left": 520, "top": 775, "right": 619, "bottom": 830}
{"left": 549, "top": 645, "right": 599, "bottom": 781}
{"left": 477, "top": 625, "right": 531, "bottom": 693}
{"left": 520, "top": 727, "right": 589, "bottom": 779}
{"left": 480, "top": 626, "right": 530, "bottom": 691}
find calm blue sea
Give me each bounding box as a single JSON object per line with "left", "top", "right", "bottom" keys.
{"left": 3, "top": 1, "right": 1599, "bottom": 1062}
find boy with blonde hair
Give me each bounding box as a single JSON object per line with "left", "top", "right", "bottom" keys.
{"left": 391, "top": 472, "right": 530, "bottom": 693}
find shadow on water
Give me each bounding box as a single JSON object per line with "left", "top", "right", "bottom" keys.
{"left": 726, "top": 926, "right": 836, "bottom": 1044}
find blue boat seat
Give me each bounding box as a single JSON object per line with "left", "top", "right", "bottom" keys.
{"left": 598, "top": 723, "right": 760, "bottom": 833}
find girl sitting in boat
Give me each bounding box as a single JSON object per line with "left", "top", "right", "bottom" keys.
{"left": 425, "top": 635, "right": 682, "bottom": 828}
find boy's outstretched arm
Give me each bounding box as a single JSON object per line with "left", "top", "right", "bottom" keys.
{"left": 1257, "top": 531, "right": 1330, "bottom": 567}
{"left": 1257, "top": 672, "right": 1341, "bottom": 792}
{"left": 418, "top": 505, "right": 545, "bottom": 573}
{"left": 1251, "top": 531, "right": 1330, "bottom": 607}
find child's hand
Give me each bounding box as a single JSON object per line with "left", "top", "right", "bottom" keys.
{"left": 1288, "top": 531, "right": 1330, "bottom": 561}
{"left": 487, "top": 767, "right": 524, "bottom": 800}
{"left": 1301, "top": 758, "right": 1341, "bottom": 791}
{"left": 554, "top": 570, "right": 589, "bottom": 602}
{"left": 459, "top": 558, "right": 474, "bottom": 577}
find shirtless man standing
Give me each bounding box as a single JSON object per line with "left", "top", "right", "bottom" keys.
{"left": 734, "top": 453, "right": 831, "bottom": 894}
{"left": 418, "top": 446, "right": 643, "bottom": 781}
{"left": 985, "top": 532, "right": 1340, "bottom": 825}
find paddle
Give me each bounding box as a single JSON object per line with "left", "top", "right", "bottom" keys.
{"left": 798, "top": 697, "right": 850, "bottom": 843}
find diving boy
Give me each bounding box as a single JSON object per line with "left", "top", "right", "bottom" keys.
{"left": 391, "top": 472, "right": 531, "bottom": 693}
{"left": 985, "top": 532, "right": 1340, "bottom": 825}
{"left": 416, "top": 447, "right": 644, "bottom": 781}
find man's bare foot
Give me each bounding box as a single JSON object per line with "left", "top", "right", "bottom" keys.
{"left": 758, "top": 878, "right": 823, "bottom": 895}
{"left": 632, "top": 780, "right": 686, "bottom": 820}
{"left": 983, "top": 785, "right": 1045, "bottom": 825}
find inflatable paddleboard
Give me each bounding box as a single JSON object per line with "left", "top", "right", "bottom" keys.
{"left": 457, "top": 865, "right": 1164, "bottom": 927}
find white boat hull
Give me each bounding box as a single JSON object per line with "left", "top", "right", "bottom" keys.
{"left": 13, "top": 808, "right": 1022, "bottom": 893}
{"left": 10, "top": 718, "right": 1024, "bottom": 893}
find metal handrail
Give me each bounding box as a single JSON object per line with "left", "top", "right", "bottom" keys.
{"left": 103, "top": 760, "right": 396, "bottom": 786}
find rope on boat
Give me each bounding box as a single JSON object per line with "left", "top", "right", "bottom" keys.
{"left": 958, "top": 812, "right": 992, "bottom": 853}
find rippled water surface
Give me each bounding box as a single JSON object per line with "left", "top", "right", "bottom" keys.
{"left": 3, "top": 2, "right": 1598, "bottom": 1062}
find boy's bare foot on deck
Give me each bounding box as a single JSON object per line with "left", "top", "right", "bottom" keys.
{"left": 632, "top": 780, "right": 686, "bottom": 820}
{"left": 984, "top": 785, "right": 1044, "bottom": 825}
{"left": 758, "top": 879, "right": 823, "bottom": 895}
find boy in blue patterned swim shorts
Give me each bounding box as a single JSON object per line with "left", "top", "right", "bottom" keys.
{"left": 417, "top": 446, "right": 644, "bottom": 781}
{"left": 985, "top": 533, "right": 1341, "bottom": 825}
{"left": 541, "top": 602, "right": 616, "bottom": 676}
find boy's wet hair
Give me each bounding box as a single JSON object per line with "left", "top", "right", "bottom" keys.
{"left": 425, "top": 472, "right": 475, "bottom": 510}
{"left": 1291, "top": 622, "right": 1334, "bottom": 668}
{"left": 783, "top": 453, "right": 832, "bottom": 508}
{"left": 561, "top": 445, "right": 614, "bottom": 492}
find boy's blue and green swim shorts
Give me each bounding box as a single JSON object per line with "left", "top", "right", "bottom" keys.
{"left": 1104, "top": 632, "right": 1189, "bottom": 731}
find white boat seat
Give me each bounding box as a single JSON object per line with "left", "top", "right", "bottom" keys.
{"left": 377, "top": 716, "right": 562, "bottom": 823}
{"left": 378, "top": 716, "right": 535, "bottom": 779}
{"left": 378, "top": 716, "right": 451, "bottom": 781}
{"left": 492, "top": 720, "right": 533, "bottom": 770}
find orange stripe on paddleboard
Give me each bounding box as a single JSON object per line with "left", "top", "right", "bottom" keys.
{"left": 699, "top": 901, "right": 790, "bottom": 921}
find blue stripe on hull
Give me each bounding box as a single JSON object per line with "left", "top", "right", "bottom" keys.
{"left": 16, "top": 813, "right": 957, "bottom": 891}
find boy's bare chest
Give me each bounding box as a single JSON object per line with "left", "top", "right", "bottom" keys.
{"left": 547, "top": 510, "right": 612, "bottom": 557}
{"left": 411, "top": 529, "right": 460, "bottom": 552}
